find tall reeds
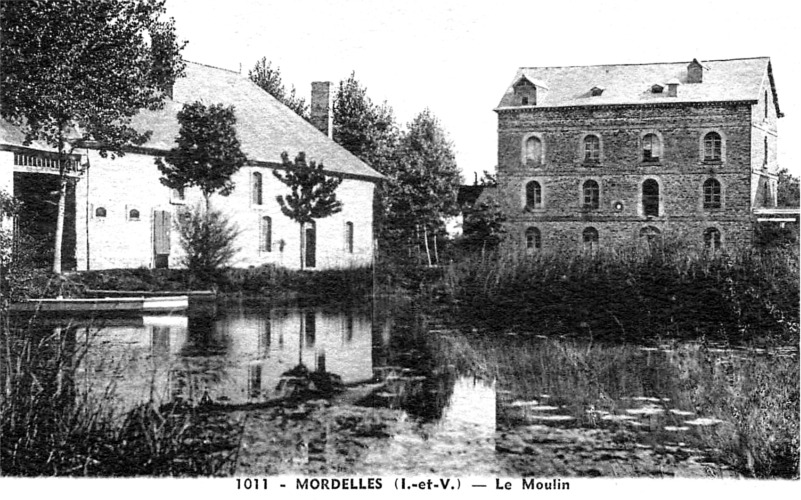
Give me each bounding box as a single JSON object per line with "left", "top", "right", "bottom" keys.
{"left": 0, "top": 314, "right": 239, "bottom": 476}
{"left": 441, "top": 238, "right": 799, "bottom": 342}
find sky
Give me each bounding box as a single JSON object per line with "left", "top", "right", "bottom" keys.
{"left": 164, "top": 0, "right": 800, "bottom": 180}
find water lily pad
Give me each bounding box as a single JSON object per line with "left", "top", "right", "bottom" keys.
{"left": 684, "top": 418, "right": 725, "bottom": 426}
{"left": 526, "top": 414, "right": 575, "bottom": 421}
{"left": 601, "top": 414, "right": 636, "bottom": 421}
{"left": 625, "top": 407, "right": 664, "bottom": 416}
{"left": 508, "top": 400, "right": 539, "bottom": 407}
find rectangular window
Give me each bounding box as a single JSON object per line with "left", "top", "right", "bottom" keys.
{"left": 171, "top": 188, "right": 185, "bottom": 204}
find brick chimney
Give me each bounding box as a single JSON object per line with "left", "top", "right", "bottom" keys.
{"left": 688, "top": 58, "right": 703, "bottom": 84}
{"left": 311, "top": 81, "right": 333, "bottom": 138}
{"left": 667, "top": 79, "right": 680, "bottom": 97}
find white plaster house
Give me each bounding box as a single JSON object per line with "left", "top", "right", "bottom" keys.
{"left": 0, "top": 62, "right": 383, "bottom": 271}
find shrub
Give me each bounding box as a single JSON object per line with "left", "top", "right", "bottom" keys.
{"left": 177, "top": 205, "right": 239, "bottom": 286}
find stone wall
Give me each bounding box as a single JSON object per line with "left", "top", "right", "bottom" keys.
{"left": 497, "top": 102, "right": 760, "bottom": 252}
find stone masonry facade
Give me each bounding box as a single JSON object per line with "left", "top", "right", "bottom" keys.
{"left": 495, "top": 58, "right": 781, "bottom": 253}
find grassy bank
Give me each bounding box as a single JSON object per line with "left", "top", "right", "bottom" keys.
{"left": 441, "top": 242, "right": 800, "bottom": 343}
{"left": 3, "top": 265, "right": 375, "bottom": 302}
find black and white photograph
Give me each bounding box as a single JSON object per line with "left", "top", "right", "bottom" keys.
{"left": 1, "top": 0, "right": 798, "bottom": 496}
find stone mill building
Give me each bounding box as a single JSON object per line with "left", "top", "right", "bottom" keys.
{"left": 495, "top": 57, "right": 782, "bottom": 252}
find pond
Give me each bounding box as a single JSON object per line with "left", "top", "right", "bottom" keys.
{"left": 5, "top": 298, "right": 798, "bottom": 477}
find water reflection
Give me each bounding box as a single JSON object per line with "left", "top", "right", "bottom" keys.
{"left": 59, "top": 303, "right": 375, "bottom": 409}
{"left": 7, "top": 300, "right": 792, "bottom": 477}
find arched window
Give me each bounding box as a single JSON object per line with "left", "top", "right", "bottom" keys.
{"left": 704, "top": 227, "right": 721, "bottom": 250}
{"left": 128, "top": 209, "right": 140, "bottom": 221}
{"left": 95, "top": 207, "right": 107, "bottom": 218}
{"left": 582, "top": 227, "right": 599, "bottom": 251}
{"left": 524, "top": 136, "right": 543, "bottom": 165}
{"left": 703, "top": 132, "right": 722, "bottom": 161}
{"left": 583, "top": 180, "right": 600, "bottom": 209}
{"left": 642, "top": 179, "right": 660, "bottom": 217}
{"left": 345, "top": 221, "right": 354, "bottom": 253}
{"left": 642, "top": 133, "right": 661, "bottom": 162}
{"left": 260, "top": 216, "right": 272, "bottom": 252}
{"left": 525, "top": 227, "right": 541, "bottom": 250}
{"left": 252, "top": 172, "right": 263, "bottom": 205}
{"left": 764, "top": 136, "right": 769, "bottom": 167}
{"left": 525, "top": 181, "right": 542, "bottom": 209}
{"left": 583, "top": 135, "right": 600, "bottom": 163}
{"left": 703, "top": 179, "right": 722, "bottom": 209}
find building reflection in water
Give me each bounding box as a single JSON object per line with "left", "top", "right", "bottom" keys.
{"left": 77, "top": 304, "right": 373, "bottom": 408}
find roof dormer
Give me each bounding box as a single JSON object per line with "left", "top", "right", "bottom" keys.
{"left": 688, "top": 58, "right": 703, "bottom": 83}
{"left": 651, "top": 84, "right": 664, "bottom": 94}
{"left": 513, "top": 75, "right": 543, "bottom": 106}
{"left": 590, "top": 86, "right": 604, "bottom": 96}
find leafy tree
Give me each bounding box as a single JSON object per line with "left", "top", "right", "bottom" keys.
{"left": 249, "top": 58, "right": 309, "bottom": 120}
{"left": 333, "top": 73, "right": 399, "bottom": 164}
{"left": 777, "top": 168, "right": 800, "bottom": 207}
{"left": 478, "top": 170, "right": 498, "bottom": 186}
{"left": 177, "top": 204, "right": 240, "bottom": 285}
{"left": 156, "top": 102, "right": 248, "bottom": 210}
{"left": 0, "top": 0, "right": 185, "bottom": 274}
{"left": 273, "top": 152, "right": 343, "bottom": 269}
{"left": 461, "top": 196, "right": 507, "bottom": 253}
{"left": 332, "top": 74, "right": 401, "bottom": 240}
{"left": 389, "top": 109, "right": 461, "bottom": 264}
{"left": 0, "top": 191, "right": 20, "bottom": 284}
{"left": 331, "top": 75, "right": 461, "bottom": 265}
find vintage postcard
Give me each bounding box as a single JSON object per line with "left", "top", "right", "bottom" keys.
{"left": 1, "top": 0, "right": 798, "bottom": 498}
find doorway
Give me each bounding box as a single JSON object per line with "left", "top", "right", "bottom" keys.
{"left": 304, "top": 221, "right": 316, "bottom": 268}
{"left": 153, "top": 210, "right": 171, "bottom": 268}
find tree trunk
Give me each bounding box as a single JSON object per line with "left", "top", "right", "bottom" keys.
{"left": 53, "top": 131, "right": 68, "bottom": 274}
{"left": 52, "top": 135, "right": 68, "bottom": 275}
{"left": 52, "top": 175, "right": 67, "bottom": 275}
{"left": 299, "top": 223, "right": 304, "bottom": 270}
{"left": 433, "top": 230, "right": 439, "bottom": 265}
{"left": 423, "top": 225, "right": 432, "bottom": 267}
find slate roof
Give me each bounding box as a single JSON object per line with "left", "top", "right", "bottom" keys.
{"left": 2, "top": 62, "right": 383, "bottom": 180}
{"left": 457, "top": 185, "right": 497, "bottom": 208}
{"left": 497, "top": 57, "right": 781, "bottom": 115}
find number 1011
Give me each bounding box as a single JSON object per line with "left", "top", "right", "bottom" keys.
{"left": 236, "top": 478, "right": 268, "bottom": 489}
